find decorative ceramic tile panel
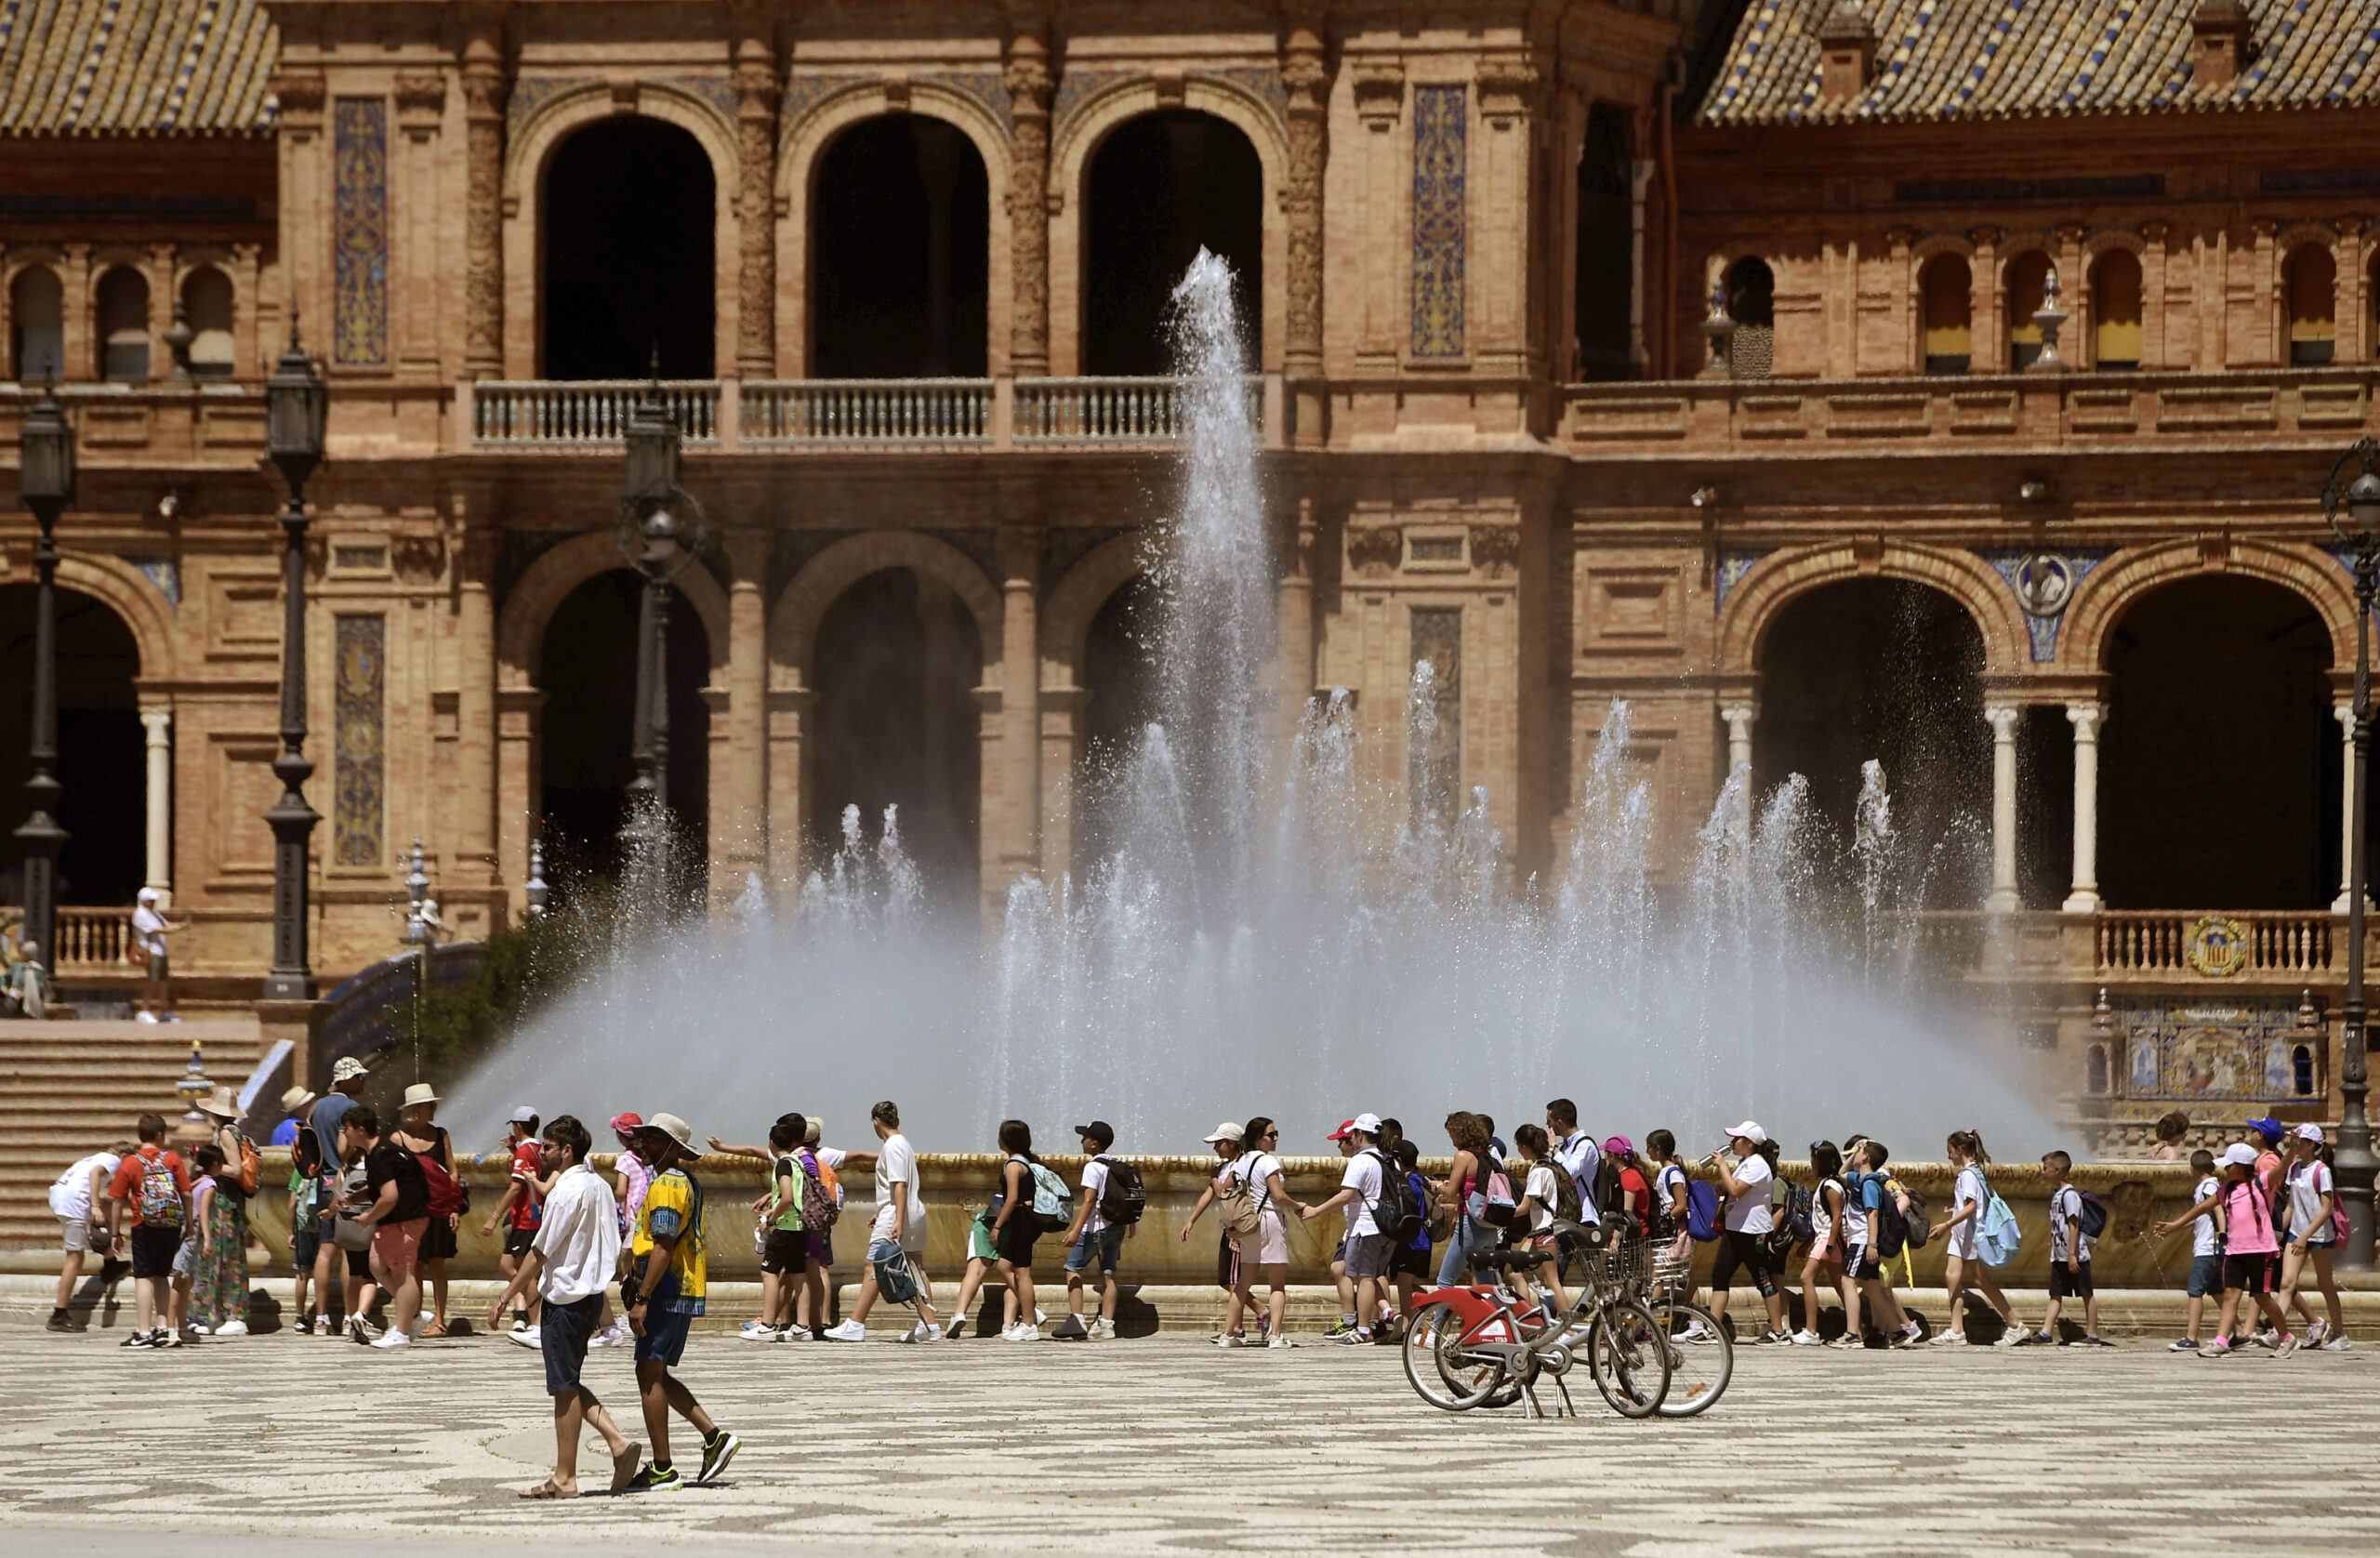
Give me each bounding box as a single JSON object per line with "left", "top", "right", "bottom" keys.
{"left": 1408, "top": 85, "right": 1466, "bottom": 359}
{"left": 505, "top": 76, "right": 590, "bottom": 141}
{"left": 332, "top": 99, "right": 389, "bottom": 368}
{"left": 1714, "top": 550, "right": 1769, "bottom": 612}
{"left": 1982, "top": 548, "right": 2106, "bottom": 660}
{"left": 2109, "top": 998, "right": 2320, "bottom": 1102}
{"left": 1408, "top": 605, "right": 1462, "bottom": 825}
{"left": 919, "top": 69, "right": 1013, "bottom": 135}
{"left": 334, "top": 614, "right": 386, "bottom": 866}
{"left": 128, "top": 555, "right": 179, "bottom": 607}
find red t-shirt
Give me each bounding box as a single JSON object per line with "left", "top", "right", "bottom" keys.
{"left": 509, "top": 1139, "right": 544, "bottom": 1230}
{"left": 106, "top": 1144, "right": 192, "bottom": 1227}
{"left": 1620, "top": 1166, "right": 1652, "bottom": 1234}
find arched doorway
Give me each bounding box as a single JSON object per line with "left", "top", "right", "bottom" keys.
{"left": 1084, "top": 111, "right": 1263, "bottom": 375}
{"left": 542, "top": 117, "right": 716, "bottom": 378}
{"left": 1754, "top": 578, "right": 1990, "bottom": 905}
{"left": 1075, "top": 574, "right": 1162, "bottom": 867}
{"left": 0, "top": 586, "right": 142, "bottom": 905}
{"left": 2100, "top": 577, "right": 2331, "bottom": 908}
{"left": 536, "top": 571, "right": 710, "bottom": 904}
{"left": 812, "top": 117, "right": 990, "bottom": 377}
{"left": 810, "top": 569, "right": 982, "bottom": 911}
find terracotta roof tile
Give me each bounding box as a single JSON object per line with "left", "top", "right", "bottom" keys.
{"left": 0, "top": 0, "right": 276, "bottom": 136}
{"left": 1699, "top": 0, "right": 2380, "bottom": 123}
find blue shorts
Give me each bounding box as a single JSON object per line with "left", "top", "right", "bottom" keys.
{"left": 292, "top": 1230, "right": 321, "bottom": 1273}
{"left": 1065, "top": 1224, "right": 1125, "bottom": 1276}
{"left": 2188, "top": 1252, "right": 2225, "bottom": 1298}
{"left": 867, "top": 1238, "right": 919, "bottom": 1304}
{"left": 634, "top": 1275, "right": 695, "bottom": 1367}
{"left": 542, "top": 1293, "right": 604, "bottom": 1394}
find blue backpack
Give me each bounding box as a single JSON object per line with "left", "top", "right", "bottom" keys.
{"left": 1686, "top": 1178, "right": 1722, "bottom": 1243}
{"left": 1973, "top": 1169, "right": 2023, "bottom": 1266}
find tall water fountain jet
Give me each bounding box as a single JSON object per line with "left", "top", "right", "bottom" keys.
{"left": 448, "top": 252, "right": 2051, "bottom": 1159}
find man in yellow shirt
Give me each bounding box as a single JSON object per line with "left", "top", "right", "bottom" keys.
{"left": 622, "top": 1113, "right": 740, "bottom": 1492}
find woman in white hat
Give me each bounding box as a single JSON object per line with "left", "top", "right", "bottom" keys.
{"left": 2275, "top": 1124, "right": 2347, "bottom": 1353}
{"left": 395, "top": 1083, "right": 461, "bottom": 1338}
{"left": 188, "top": 1086, "right": 254, "bottom": 1336}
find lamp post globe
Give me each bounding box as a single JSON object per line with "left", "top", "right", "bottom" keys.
{"left": 262, "top": 320, "right": 327, "bottom": 1002}
{"left": 13, "top": 379, "right": 75, "bottom": 980}
{"left": 2322, "top": 436, "right": 2380, "bottom": 1270}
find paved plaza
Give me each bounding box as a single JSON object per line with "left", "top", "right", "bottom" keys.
{"left": 3, "top": 1322, "right": 2375, "bottom": 1556}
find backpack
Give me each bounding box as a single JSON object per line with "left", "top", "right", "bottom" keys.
{"left": 1551, "top": 1160, "right": 1583, "bottom": 1226}
{"left": 1588, "top": 1155, "right": 1626, "bottom": 1222}
{"left": 1368, "top": 1149, "right": 1422, "bottom": 1242}
{"left": 1889, "top": 1177, "right": 1930, "bottom": 1250}
{"left": 1478, "top": 1163, "right": 1518, "bottom": 1229}
{"left": 1217, "top": 1158, "right": 1270, "bottom": 1237}
{"left": 1974, "top": 1170, "right": 2023, "bottom": 1266}
{"left": 137, "top": 1151, "right": 184, "bottom": 1228}
{"left": 1022, "top": 1156, "right": 1073, "bottom": 1233}
{"left": 1685, "top": 1177, "right": 1722, "bottom": 1242}
{"left": 795, "top": 1152, "right": 840, "bottom": 1230}
{"left": 222, "top": 1127, "right": 261, "bottom": 1199}
{"left": 2075, "top": 1189, "right": 2109, "bottom": 1241}
{"left": 417, "top": 1149, "right": 467, "bottom": 1220}
{"left": 1094, "top": 1155, "right": 1147, "bottom": 1226}
{"left": 1405, "top": 1169, "right": 1435, "bottom": 1248}
{"left": 1765, "top": 1177, "right": 1815, "bottom": 1261}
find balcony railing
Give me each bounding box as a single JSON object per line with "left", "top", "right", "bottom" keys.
{"left": 741, "top": 379, "right": 990, "bottom": 445}
{"left": 0, "top": 906, "right": 136, "bottom": 974}
{"left": 472, "top": 379, "right": 721, "bottom": 447}
{"left": 2096, "top": 911, "right": 2337, "bottom": 976}
{"left": 1013, "top": 376, "right": 1264, "bottom": 444}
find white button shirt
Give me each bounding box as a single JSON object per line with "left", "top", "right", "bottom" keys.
{"left": 532, "top": 1161, "right": 621, "bottom": 1304}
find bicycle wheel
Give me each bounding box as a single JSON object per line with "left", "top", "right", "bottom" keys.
{"left": 1650, "top": 1300, "right": 1732, "bottom": 1418}
{"left": 1587, "top": 1300, "right": 1672, "bottom": 1419}
{"left": 1402, "top": 1305, "right": 1506, "bottom": 1411}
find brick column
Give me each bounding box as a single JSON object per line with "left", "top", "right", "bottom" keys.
{"left": 1281, "top": 11, "right": 1329, "bottom": 444}
{"left": 456, "top": 525, "right": 499, "bottom": 886}
{"left": 720, "top": 532, "right": 771, "bottom": 904}
{"left": 1003, "top": 27, "right": 1054, "bottom": 376}
{"left": 460, "top": 13, "right": 509, "bottom": 379}
{"left": 996, "top": 527, "right": 1043, "bottom": 903}
{"left": 734, "top": 17, "right": 779, "bottom": 378}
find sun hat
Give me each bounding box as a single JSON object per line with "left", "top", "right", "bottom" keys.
{"left": 2216, "top": 1142, "right": 2259, "bottom": 1168}
{"left": 330, "top": 1056, "right": 370, "bottom": 1083}
{"left": 1726, "top": 1119, "right": 1767, "bottom": 1145}
{"left": 1203, "top": 1121, "right": 1245, "bottom": 1144}
{"left": 401, "top": 1083, "right": 440, "bottom": 1110}
{"left": 804, "top": 1116, "right": 823, "bottom": 1146}
{"left": 641, "top": 1112, "right": 696, "bottom": 1151}
{"left": 1603, "top": 1135, "right": 1634, "bottom": 1159}
{"left": 507, "top": 1105, "right": 539, "bottom": 1126}
{"left": 194, "top": 1085, "right": 240, "bottom": 1119}
{"left": 2295, "top": 1122, "right": 2326, "bottom": 1143}
{"left": 280, "top": 1085, "right": 317, "bottom": 1115}
{"left": 609, "top": 1111, "right": 643, "bottom": 1135}
{"left": 2246, "top": 1116, "right": 2284, "bottom": 1145}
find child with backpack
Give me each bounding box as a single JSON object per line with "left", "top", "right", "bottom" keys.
{"left": 288, "top": 1129, "right": 330, "bottom": 1335}
{"left": 2153, "top": 1148, "right": 2226, "bottom": 1353}
{"left": 988, "top": 1119, "right": 1064, "bottom": 1340}
{"left": 1388, "top": 1139, "right": 1433, "bottom": 1324}
{"left": 1053, "top": 1120, "right": 1138, "bottom": 1340}
{"left": 740, "top": 1115, "right": 811, "bottom": 1342}
{"left": 2203, "top": 1142, "right": 2291, "bottom": 1357}
{"left": 2274, "top": 1124, "right": 2347, "bottom": 1354}
{"left": 1301, "top": 1114, "right": 1395, "bottom": 1344}
{"left": 1837, "top": 1137, "right": 1919, "bottom": 1348}
{"left": 104, "top": 1112, "right": 190, "bottom": 1349}
{"left": 2024, "top": 1150, "right": 2111, "bottom": 1346}
{"left": 1645, "top": 1130, "right": 1711, "bottom": 1336}
{"left": 1791, "top": 1141, "right": 1847, "bottom": 1346}
{"left": 1929, "top": 1129, "right": 2018, "bottom": 1345}
{"left": 1511, "top": 1126, "right": 1572, "bottom": 1312}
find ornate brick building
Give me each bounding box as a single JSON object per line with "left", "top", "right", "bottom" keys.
{"left": 3, "top": 0, "right": 2378, "bottom": 1137}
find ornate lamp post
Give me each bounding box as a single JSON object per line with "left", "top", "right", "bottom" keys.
{"left": 615, "top": 372, "right": 707, "bottom": 912}
{"left": 14, "top": 379, "right": 74, "bottom": 980}
{"left": 262, "top": 322, "right": 327, "bottom": 1001}
{"left": 2322, "top": 436, "right": 2380, "bottom": 1269}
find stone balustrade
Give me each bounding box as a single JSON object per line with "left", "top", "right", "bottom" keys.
{"left": 0, "top": 905, "right": 137, "bottom": 973}
{"left": 469, "top": 378, "right": 721, "bottom": 447}
{"left": 740, "top": 378, "right": 990, "bottom": 445}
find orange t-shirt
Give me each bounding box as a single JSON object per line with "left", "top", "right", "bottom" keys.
{"left": 106, "top": 1144, "right": 192, "bottom": 1227}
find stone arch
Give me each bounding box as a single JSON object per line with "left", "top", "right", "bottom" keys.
{"left": 496, "top": 530, "right": 731, "bottom": 689}
{"left": 1050, "top": 80, "right": 1288, "bottom": 374}
{"left": 1718, "top": 541, "right": 2029, "bottom": 678}
{"left": 5, "top": 251, "right": 66, "bottom": 381}
{"left": 1911, "top": 237, "right": 1976, "bottom": 375}
{"left": 500, "top": 86, "right": 739, "bottom": 378}
{"left": 1038, "top": 535, "right": 1146, "bottom": 685}
{"left": 768, "top": 531, "right": 1004, "bottom": 684}
{"left": 2056, "top": 539, "right": 2358, "bottom": 675}
{"left": 777, "top": 86, "right": 1014, "bottom": 377}
{"left": 53, "top": 552, "right": 176, "bottom": 684}
{"left": 2082, "top": 228, "right": 2146, "bottom": 264}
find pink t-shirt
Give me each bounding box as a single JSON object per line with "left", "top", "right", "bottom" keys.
{"left": 2221, "top": 1178, "right": 2278, "bottom": 1255}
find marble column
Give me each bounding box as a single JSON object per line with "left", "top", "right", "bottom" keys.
{"left": 2337, "top": 702, "right": 2366, "bottom": 912}
{"left": 2063, "top": 702, "right": 2104, "bottom": 914}
{"left": 459, "top": 19, "right": 509, "bottom": 378}
{"left": 1002, "top": 33, "right": 1054, "bottom": 376}
{"left": 1986, "top": 704, "right": 2020, "bottom": 912}
{"left": 140, "top": 706, "right": 172, "bottom": 906}
{"left": 1719, "top": 703, "right": 1755, "bottom": 778}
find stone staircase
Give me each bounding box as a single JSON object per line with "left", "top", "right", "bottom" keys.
{"left": 0, "top": 1019, "right": 260, "bottom": 1255}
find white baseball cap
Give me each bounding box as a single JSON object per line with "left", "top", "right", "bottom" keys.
{"left": 2216, "top": 1142, "right": 2259, "bottom": 1168}
{"left": 1351, "top": 1112, "right": 1383, "bottom": 1135}
{"left": 508, "top": 1105, "right": 539, "bottom": 1125}
{"left": 1726, "top": 1120, "right": 1767, "bottom": 1145}
{"left": 2294, "top": 1123, "right": 2326, "bottom": 1143}
{"left": 1202, "top": 1121, "right": 1244, "bottom": 1144}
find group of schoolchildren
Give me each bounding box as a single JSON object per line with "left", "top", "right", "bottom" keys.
{"left": 2149, "top": 1116, "right": 2350, "bottom": 1356}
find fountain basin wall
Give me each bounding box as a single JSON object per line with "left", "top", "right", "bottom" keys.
{"left": 245, "top": 1152, "right": 2219, "bottom": 1289}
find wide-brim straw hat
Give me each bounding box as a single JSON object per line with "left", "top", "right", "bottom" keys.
{"left": 401, "top": 1083, "right": 441, "bottom": 1110}
{"left": 195, "top": 1085, "right": 241, "bottom": 1119}
{"left": 641, "top": 1112, "right": 696, "bottom": 1151}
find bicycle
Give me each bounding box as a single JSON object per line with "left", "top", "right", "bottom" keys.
{"left": 1642, "top": 1243, "right": 1733, "bottom": 1418}
{"left": 1401, "top": 1227, "right": 1671, "bottom": 1419}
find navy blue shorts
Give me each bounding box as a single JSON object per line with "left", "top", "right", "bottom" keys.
{"left": 292, "top": 1230, "right": 321, "bottom": 1273}
{"left": 541, "top": 1293, "right": 604, "bottom": 1395}
{"left": 2188, "top": 1252, "right": 2224, "bottom": 1298}
{"left": 634, "top": 1276, "right": 695, "bottom": 1367}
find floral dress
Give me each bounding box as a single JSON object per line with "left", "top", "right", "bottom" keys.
{"left": 190, "top": 1175, "right": 250, "bottom": 1329}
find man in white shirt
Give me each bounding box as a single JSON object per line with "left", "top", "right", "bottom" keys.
{"left": 823, "top": 1101, "right": 939, "bottom": 1343}
{"left": 1302, "top": 1113, "right": 1391, "bottom": 1343}
{"left": 487, "top": 1116, "right": 641, "bottom": 1499}
{"left": 48, "top": 1142, "right": 129, "bottom": 1329}
{"left": 130, "top": 887, "right": 186, "bottom": 1021}
{"left": 1545, "top": 1098, "right": 1603, "bottom": 1228}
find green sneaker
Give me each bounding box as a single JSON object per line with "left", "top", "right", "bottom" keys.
{"left": 1323, "top": 1315, "right": 1357, "bottom": 1338}
{"left": 624, "top": 1462, "right": 681, "bottom": 1494}
{"left": 695, "top": 1429, "right": 741, "bottom": 1485}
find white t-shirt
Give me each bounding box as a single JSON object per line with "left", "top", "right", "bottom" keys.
{"left": 1341, "top": 1152, "right": 1383, "bottom": 1237}
{"left": 50, "top": 1151, "right": 122, "bottom": 1221}
{"left": 815, "top": 1146, "right": 848, "bottom": 1207}
{"left": 1231, "top": 1151, "right": 1282, "bottom": 1217}
{"left": 1553, "top": 1131, "right": 1603, "bottom": 1226}
{"left": 1656, "top": 1163, "right": 1688, "bottom": 1227}
{"left": 1953, "top": 1165, "right": 1986, "bottom": 1220}
{"left": 1723, "top": 1154, "right": 1773, "bottom": 1235}
{"left": 2287, "top": 1160, "right": 2336, "bottom": 1244}
{"left": 1525, "top": 1163, "right": 1558, "bottom": 1233}
{"left": 2048, "top": 1184, "right": 2092, "bottom": 1262}
{"left": 1810, "top": 1177, "right": 1840, "bottom": 1247}
{"left": 131, "top": 905, "right": 167, "bottom": 958}
{"left": 1079, "top": 1157, "right": 1111, "bottom": 1235}
{"left": 532, "top": 1162, "right": 622, "bottom": 1304}
{"left": 2190, "top": 1174, "right": 2223, "bottom": 1258}
{"left": 870, "top": 1133, "right": 926, "bottom": 1242}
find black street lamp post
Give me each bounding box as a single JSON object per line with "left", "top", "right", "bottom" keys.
{"left": 262, "top": 322, "right": 327, "bottom": 1001}
{"left": 615, "top": 373, "right": 707, "bottom": 909}
{"left": 2322, "top": 436, "right": 2380, "bottom": 1270}
{"left": 14, "top": 380, "right": 75, "bottom": 980}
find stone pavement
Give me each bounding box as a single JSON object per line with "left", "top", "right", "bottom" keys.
{"left": 4, "top": 1320, "right": 2376, "bottom": 1556}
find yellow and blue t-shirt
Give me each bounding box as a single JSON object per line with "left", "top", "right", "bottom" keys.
{"left": 631, "top": 1166, "right": 707, "bottom": 1314}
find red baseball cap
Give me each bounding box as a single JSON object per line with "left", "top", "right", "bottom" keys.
{"left": 1326, "top": 1118, "right": 1358, "bottom": 1141}
{"left": 609, "top": 1112, "right": 643, "bottom": 1135}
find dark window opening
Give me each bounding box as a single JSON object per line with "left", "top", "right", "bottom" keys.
{"left": 0, "top": 586, "right": 143, "bottom": 905}
{"left": 542, "top": 117, "right": 716, "bottom": 379}
{"left": 813, "top": 116, "right": 990, "bottom": 377}
{"left": 1075, "top": 574, "right": 1163, "bottom": 871}
{"left": 1084, "top": 111, "right": 1263, "bottom": 376}
{"left": 1725, "top": 257, "right": 1774, "bottom": 379}
{"left": 1573, "top": 103, "right": 1633, "bottom": 382}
